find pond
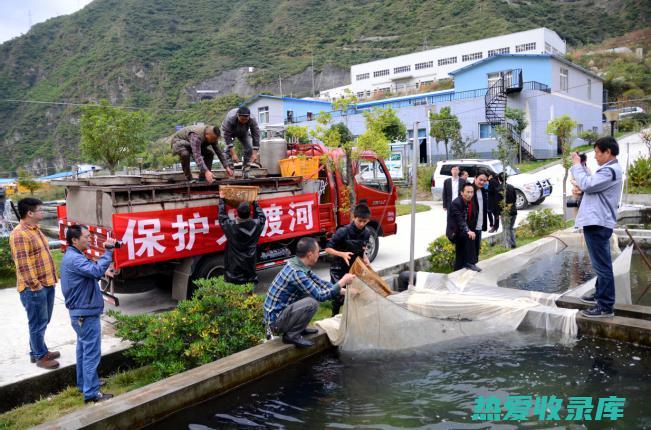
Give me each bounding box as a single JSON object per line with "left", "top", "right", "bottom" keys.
{"left": 145, "top": 332, "right": 651, "bottom": 429}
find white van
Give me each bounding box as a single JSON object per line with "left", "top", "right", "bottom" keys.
{"left": 431, "top": 159, "right": 553, "bottom": 210}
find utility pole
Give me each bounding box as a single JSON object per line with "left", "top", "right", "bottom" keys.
{"left": 279, "top": 75, "right": 283, "bottom": 98}
{"left": 408, "top": 121, "right": 419, "bottom": 288}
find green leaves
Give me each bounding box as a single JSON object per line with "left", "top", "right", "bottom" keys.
{"left": 429, "top": 107, "right": 461, "bottom": 159}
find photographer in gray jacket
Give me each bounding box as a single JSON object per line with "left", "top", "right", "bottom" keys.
{"left": 571, "top": 136, "right": 622, "bottom": 318}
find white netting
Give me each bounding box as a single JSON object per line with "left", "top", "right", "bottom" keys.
{"left": 317, "top": 231, "right": 632, "bottom": 352}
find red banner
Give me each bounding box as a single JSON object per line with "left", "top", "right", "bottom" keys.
{"left": 111, "top": 194, "right": 320, "bottom": 269}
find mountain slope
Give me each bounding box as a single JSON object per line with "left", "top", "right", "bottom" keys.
{"left": 0, "top": 0, "right": 649, "bottom": 175}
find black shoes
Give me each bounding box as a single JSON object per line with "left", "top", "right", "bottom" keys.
{"left": 581, "top": 306, "right": 614, "bottom": 318}
{"left": 282, "top": 335, "right": 314, "bottom": 348}
{"left": 85, "top": 392, "right": 113, "bottom": 404}
{"left": 579, "top": 293, "right": 597, "bottom": 305}
{"left": 464, "top": 264, "right": 482, "bottom": 272}
{"left": 301, "top": 327, "right": 318, "bottom": 335}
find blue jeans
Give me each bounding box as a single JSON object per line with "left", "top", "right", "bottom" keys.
{"left": 583, "top": 225, "right": 615, "bottom": 312}
{"left": 70, "top": 315, "right": 102, "bottom": 400}
{"left": 19, "top": 286, "right": 55, "bottom": 360}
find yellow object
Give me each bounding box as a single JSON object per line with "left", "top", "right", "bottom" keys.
{"left": 279, "top": 157, "right": 319, "bottom": 179}
{"left": 220, "top": 185, "right": 259, "bottom": 207}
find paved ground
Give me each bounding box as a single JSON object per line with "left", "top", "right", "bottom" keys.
{"left": 0, "top": 131, "right": 646, "bottom": 389}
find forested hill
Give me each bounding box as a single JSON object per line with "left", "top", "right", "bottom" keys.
{"left": 0, "top": 0, "right": 649, "bottom": 175}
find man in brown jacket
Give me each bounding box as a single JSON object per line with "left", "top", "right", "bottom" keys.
{"left": 171, "top": 124, "right": 233, "bottom": 183}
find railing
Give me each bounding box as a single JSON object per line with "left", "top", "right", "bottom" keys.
{"left": 524, "top": 81, "right": 551, "bottom": 93}
{"left": 485, "top": 78, "right": 506, "bottom": 124}
{"left": 504, "top": 68, "right": 523, "bottom": 91}
{"left": 507, "top": 123, "right": 534, "bottom": 159}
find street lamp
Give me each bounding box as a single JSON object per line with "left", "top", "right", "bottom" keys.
{"left": 603, "top": 109, "right": 619, "bottom": 137}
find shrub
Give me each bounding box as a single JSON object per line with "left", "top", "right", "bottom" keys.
{"left": 0, "top": 237, "right": 14, "bottom": 278}
{"left": 518, "top": 208, "right": 565, "bottom": 237}
{"left": 107, "top": 277, "right": 265, "bottom": 378}
{"left": 628, "top": 157, "right": 651, "bottom": 188}
{"left": 427, "top": 235, "right": 456, "bottom": 273}
{"left": 417, "top": 165, "right": 436, "bottom": 194}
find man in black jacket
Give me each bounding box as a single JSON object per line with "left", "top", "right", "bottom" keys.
{"left": 446, "top": 183, "right": 480, "bottom": 271}
{"left": 470, "top": 172, "right": 489, "bottom": 263}
{"left": 221, "top": 107, "right": 261, "bottom": 179}
{"left": 442, "top": 165, "right": 465, "bottom": 211}
{"left": 218, "top": 192, "right": 266, "bottom": 286}
{"left": 497, "top": 173, "right": 518, "bottom": 248}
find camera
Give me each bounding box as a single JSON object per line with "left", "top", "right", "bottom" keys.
{"left": 566, "top": 197, "right": 582, "bottom": 208}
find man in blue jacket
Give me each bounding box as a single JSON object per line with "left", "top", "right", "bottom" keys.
{"left": 571, "top": 136, "right": 623, "bottom": 318}
{"left": 61, "top": 225, "right": 115, "bottom": 403}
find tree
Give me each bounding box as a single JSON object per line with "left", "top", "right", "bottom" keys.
{"left": 493, "top": 126, "right": 519, "bottom": 248}
{"left": 285, "top": 125, "right": 310, "bottom": 144}
{"left": 138, "top": 137, "right": 178, "bottom": 170}
{"left": 547, "top": 115, "right": 577, "bottom": 219}
{"left": 429, "top": 107, "right": 460, "bottom": 160}
{"left": 331, "top": 90, "right": 359, "bottom": 212}
{"left": 362, "top": 107, "right": 407, "bottom": 143}
{"left": 17, "top": 168, "right": 42, "bottom": 196}
{"left": 450, "top": 136, "right": 478, "bottom": 159}
{"left": 80, "top": 100, "right": 149, "bottom": 174}
{"left": 505, "top": 107, "right": 528, "bottom": 162}
{"left": 639, "top": 129, "right": 651, "bottom": 158}
{"left": 578, "top": 130, "right": 599, "bottom": 147}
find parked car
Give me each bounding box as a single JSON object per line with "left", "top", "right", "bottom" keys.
{"left": 430, "top": 159, "right": 553, "bottom": 210}
{"left": 619, "top": 106, "right": 645, "bottom": 119}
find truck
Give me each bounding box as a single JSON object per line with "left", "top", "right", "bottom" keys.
{"left": 55, "top": 142, "right": 398, "bottom": 304}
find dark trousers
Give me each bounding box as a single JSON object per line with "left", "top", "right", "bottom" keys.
{"left": 473, "top": 230, "right": 483, "bottom": 263}
{"left": 454, "top": 234, "right": 476, "bottom": 271}
{"left": 70, "top": 315, "right": 102, "bottom": 401}
{"left": 172, "top": 142, "right": 214, "bottom": 180}
{"left": 330, "top": 271, "right": 346, "bottom": 316}
{"left": 487, "top": 211, "right": 494, "bottom": 228}
{"left": 271, "top": 297, "right": 318, "bottom": 339}
{"left": 19, "top": 286, "right": 55, "bottom": 360}
{"left": 226, "top": 134, "right": 255, "bottom": 167}
{"left": 583, "top": 225, "right": 615, "bottom": 311}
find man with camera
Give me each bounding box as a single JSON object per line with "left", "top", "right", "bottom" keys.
{"left": 570, "top": 136, "right": 622, "bottom": 318}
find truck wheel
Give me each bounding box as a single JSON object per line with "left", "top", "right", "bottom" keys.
{"left": 188, "top": 254, "right": 225, "bottom": 299}
{"left": 515, "top": 190, "right": 528, "bottom": 210}
{"left": 366, "top": 228, "right": 380, "bottom": 262}
{"left": 532, "top": 197, "right": 546, "bottom": 205}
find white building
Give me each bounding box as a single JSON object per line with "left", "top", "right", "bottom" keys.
{"left": 320, "top": 27, "right": 566, "bottom": 100}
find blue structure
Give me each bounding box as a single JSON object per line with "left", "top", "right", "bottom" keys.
{"left": 245, "top": 54, "right": 604, "bottom": 161}
{"left": 243, "top": 95, "right": 332, "bottom": 127}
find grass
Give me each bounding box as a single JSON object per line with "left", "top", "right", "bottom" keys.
{"left": 515, "top": 159, "right": 558, "bottom": 173}
{"left": 629, "top": 184, "right": 651, "bottom": 194}
{"left": 0, "top": 366, "right": 158, "bottom": 430}
{"left": 0, "top": 249, "right": 63, "bottom": 289}
{"left": 396, "top": 203, "right": 431, "bottom": 217}
{"left": 311, "top": 301, "right": 333, "bottom": 323}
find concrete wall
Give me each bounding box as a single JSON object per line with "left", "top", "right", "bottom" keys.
{"left": 247, "top": 98, "right": 285, "bottom": 127}
{"left": 453, "top": 56, "right": 552, "bottom": 91}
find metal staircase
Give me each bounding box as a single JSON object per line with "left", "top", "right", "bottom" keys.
{"left": 484, "top": 69, "right": 536, "bottom": 161}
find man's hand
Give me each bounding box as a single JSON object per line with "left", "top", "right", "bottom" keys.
{"left": 219, "top": 189, "right": 225, "bottom": 199}
{"left": 105, "top": 268, "right": 116, "bottom": 278}
{"left": 104, "top": 238, "right": 117, "bottom": 249}
{"left": 205, "top": 170, "right": 215, "bottom": 184}
{"left": 230, "top": 149, "right": 239, "bottom": 164}
{"left": 226, "top": 167, "right": 234, "bottom": 177}
{"left": 468, "top": 231, "right": 476, "bottom": 240}
{"left": 363, "top": 254, "right": 370, "bottom": 266}
{"left": 339, "top": 273, "right": 357, "bottom": 286}
{"left": 339, "top": 251, "right": 354, "bottom": 266}
{"left": 339, "top": 287, "right": 346, "bottom": 296}
{"left": 251, "top": 150, "right": 258, "bottom": 164}
{"left": 571, "top": 152, "right": 581, "bottom": 165}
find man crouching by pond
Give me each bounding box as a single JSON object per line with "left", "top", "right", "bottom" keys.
{"left": 264, "top": 237, "right": 356, "bottom": 348}
{"left": 61, "top": 225, "right": 115, "bottom": 403}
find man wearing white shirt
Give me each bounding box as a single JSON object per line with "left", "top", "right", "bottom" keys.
{"left": 470, "top": 172, "right": 489, "bottom": 263}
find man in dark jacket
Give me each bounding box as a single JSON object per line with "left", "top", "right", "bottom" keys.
{"left": 171, "top": 124, "right": 233, "bottom": 183}
{"left": 497, "top": 173, "right": 518, "bottom": 248}
{"left": 218, "top": 191, "right": 266, "bottom": 286}
{"left": 442, "top": 165, "right": 465, "bottom": 211}
{"left": 325, "top": 203, "right": 372, "bottom": 316}
{"left": 221, "top": 106, "right": 261, "bottom": 179}
{"left": 487, "top": 174, "right": 501, "bottom": 232}
{"left": 446, "top": 183, "right": 480, "bottom": 271}
{"left": 61, "top": 225, "right": 115, "bottom": 403}
{"left": 470, "top": 172, "right": 489, "bottom": 263}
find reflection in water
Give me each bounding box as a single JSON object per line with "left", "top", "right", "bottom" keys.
{"left": 146, "top": 332, "right": 651, "bottom": 430}
{"left": 498, "top": 249, "right": 595, "bottom": 293}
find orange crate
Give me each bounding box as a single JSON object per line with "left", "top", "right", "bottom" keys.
{"left": 279, "top": 157, "right": 320, "bottom": 179}
{"left": 220, "top": 185, "right": 259, "bottom": 206}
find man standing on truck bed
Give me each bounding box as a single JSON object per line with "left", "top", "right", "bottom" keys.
{"left": 218, "top": 191, "right": 266, "bottom": 287}
{"left": 171, "top": 124, "right": 233, "bottom": 183}
{"left": 221, "top": 106, "right": 261, "bottom": 179}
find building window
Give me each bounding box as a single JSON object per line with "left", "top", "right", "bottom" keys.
{"left": 306, "top": 112, "right": 313, "bottom": 121}
{"left": 286, "top": 110, "right": 294, "bottom": 123}
{"left": 479, "top": 123, "right": 497, "bottom": 139}
{"left": 438, "top": 56, "right": 457, "bottom": 66}
{"left": 462, "top": 52, "right": 483, "bottom": 62}
{"left": 488, "top": 47, "right": 510, "bottom": 57}
{"left": 515, "top": 42, "right": 536, "bottom": 52}
{"left": 356, "top": 72, "right": 370, "bottom": 81}
{"left": 373, "top": 69, "right": 390, "bottom": 78}
{"left": 487, "top": 72, "right": 502, "bottom": 88}
{"left": 357, "top": 91, "right": 365, "bottom": 98}
{"left": 258, "top": 106, "right": 269, "bottom": 124}
{"left": 587, "top": 79, "right": 592, "bottom": 99}
{"left": 545, "top": 42, "right": 553, "bottom": 54}
{"left": 577, "top": 124, "right": 584, "bottom": 135}
{"left": 415, "top": 60, "right": 434, "bottom": 70}
{"left": 393, "top": 65, "right": 411, "bottom": 74}
{"left": 560, "top": 67, "right": 569, "bottom": 92}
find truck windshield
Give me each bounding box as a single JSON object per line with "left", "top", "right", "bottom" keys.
{"left": 357, "top": 159, "right": 390, "bottom": 193}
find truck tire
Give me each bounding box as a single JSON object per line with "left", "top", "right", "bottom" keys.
{"left": 532, "top": 197, "right": 546, "bottom": 205}
{"left": 515, "top": 190, "right": 528, "bottom": 210}
{"left": 187, "top": 254, "right": 225, "bottom": 299}
{"left": 366, "top": 227, "right": 380, "bottom": 263}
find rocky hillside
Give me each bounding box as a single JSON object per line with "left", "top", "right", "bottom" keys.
{"left": 0, "top": 0, "right": 649, "bottom": 175}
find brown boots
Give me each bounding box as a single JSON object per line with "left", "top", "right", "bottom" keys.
{"left": 33, "top": 351, "right": 61, "bottom": 369}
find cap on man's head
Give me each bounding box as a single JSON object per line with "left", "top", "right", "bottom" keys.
{"left": 237, "top": 106, "right": 251, "bottom": 116}
{"left": 237, "top": 202, "right": 251, "bottom": 219}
